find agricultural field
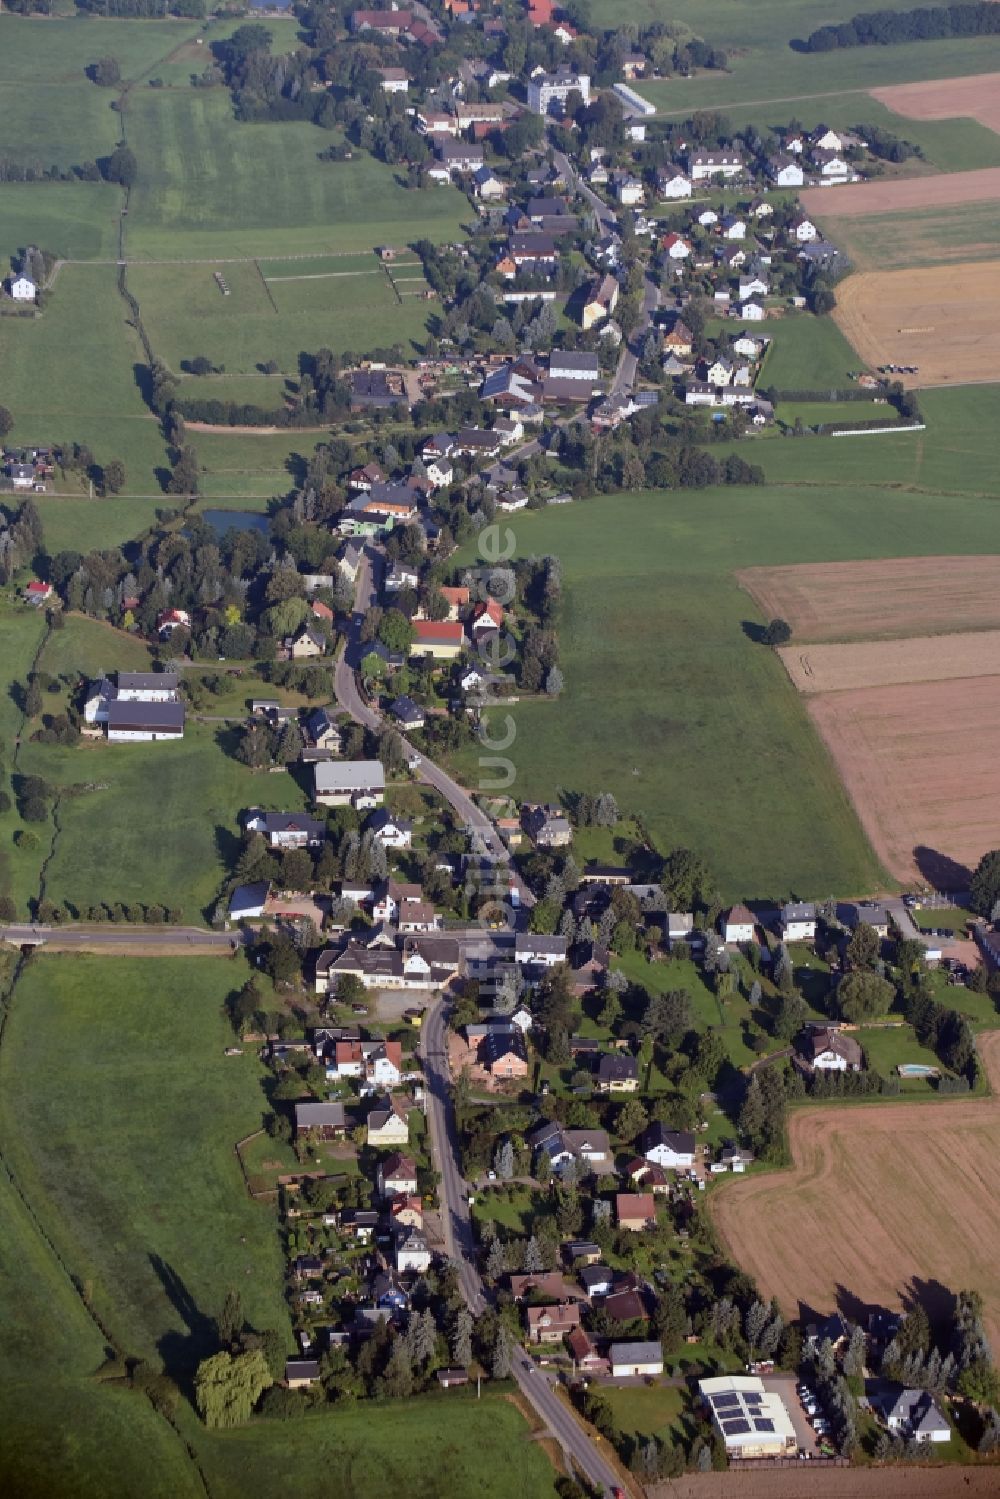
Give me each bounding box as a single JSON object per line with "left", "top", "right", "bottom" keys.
{"left": 0, "top": 181, "right": 122, "bottom": 267}
{"left": 807, "top": 675, "right": 1000, "bottom": 886}
{"left": 130, "top": 255, "right": 433, "bottom": 375}
{"left": 756, "top": 314, "right": 862, "bottom": 390}
{"left": 833, "top": 261, "right": 1000, "bottom": 388}
{"left": 711, "top": 1030, "right": 1000, "bottom": 1352}
{"left": 124, "top": 88, "right": 470, "bottom": 260}
{"left": 777, "top": 629, "right": 1000, "bottom": 694}
{"left": 16, "top": 717, "right": 310, "bottom": 922}
{"left": 818, "top": 199, "right": 1000, "bottom": 272}
{"left": 872, "top": 71, "right": 1000, "bottom": 137}
{"left": 803, "top": 165, "right": 1000, "bottom": 220}
{"left": 739, "top": 555, "right": 1000, "bottom": 643}
{"left": 0, "top": 955, "right": 290, "bottom": 1365}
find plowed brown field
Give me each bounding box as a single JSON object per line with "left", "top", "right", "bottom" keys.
{"left": 871, "top": 71, "right": 1000, "bottom": 135}
{"left": 711, "top": 1031, "right": 1000, "bottom": 1353}
{"left": 801, "top": 165, "right": 1000, "bottom": 217}
{"left": 832, "top": 262, "right": 1000, "bottom": 386}
{"left": 738, "top": 556, "right": 1000, "bottom": 643}
{"left": 652, "top": 1468, "right": 1000, "bottom": 1499}
{"left": 778, "top": 629, "right": 1000, "bottom": 693}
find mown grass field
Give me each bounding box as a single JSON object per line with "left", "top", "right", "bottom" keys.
{"left": 718, "top": 384, "right": 1000, "bottom": 494}
{"left": 125, "top": 88, "right": 470, "bottom": 260}
{"left": 33, "top": 495, "right": 176, "bottom": 553}
{"left": 453, "top": 479, "right": 1000, "bottom": 900}
{"left": 0, "top": 181, "right": 122, "bottom": 267}
{"left": 130, "top": 257, "right": 433, "bottom": 375}
{"left": 756, "top": 314, "right": 863, "bottom": 389}
{"left": 0, "top": 955, "right": 289, "bottom": 1363}
{"left": 0, "top": 264, "right": 171, "bottom": 493}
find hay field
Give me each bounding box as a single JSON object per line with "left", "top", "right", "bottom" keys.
{"left": 807, "top": 675, "right": 1000, "bottom": 883}
{"left": 833, "top": 261, "right": 1000, "bottom": 387}
{"left": 738, "top": 556, "right": 1000, "bottom": 643}
{"left": 871, "top": 71, "right": 1000, "bottom": 136}
{"left": 711, "top": 1030, "right": 1000, "bottom": 1351}
{"left": 778, "top": 629, "right": 1000, "bottom": 693}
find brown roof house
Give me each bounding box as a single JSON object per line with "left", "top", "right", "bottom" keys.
{"left": 526, "top": 1301, "right": 582, "bottom": 1344}
{"left": 616, "top": 1192, "right": 656, "bottom": 1233}
{"left": 797, "top": 1026, "right": 863, "bottom": 1073}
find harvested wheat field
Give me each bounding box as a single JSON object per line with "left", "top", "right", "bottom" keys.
{"left": 711, "top": 1031, "right": 1000, "bottom": 1354}
{"left": 778, "top": 629, "right": 1000, "bottom": 694}
{"left": 801, "top": 165, "right": 1000, "bottom": 217}
{"left": 834, "top": 261, "right": 1000, "bottom": 386}
{"left": 653, "top": 1467, "right": 1000, "bottom": 1499}
{"left": 807, "top": 674, "right": 1000, "bottom": 884}
{"left": 738, "top": 556, "right": 1000, "bottom": 643}
{"left": 871, "top": 71, "right": 1000, "bottom": 136}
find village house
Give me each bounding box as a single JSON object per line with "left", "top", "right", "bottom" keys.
{"left": 780, "top": 901, "right": 817, "bottom": 941}
{"left": 523, "top": 803, "right": 572, "bottom": 848}
{"left": 581, "top": 273, "right": 619, "bottom": 331}
{"left": 482, "top": 1027, "right": 529, "bottom": 1078}
{"left": 244, "top": 810, "right": 326, "bottom": 850}
{"left": 769, "top": 156, "right": 805, "bottom": 187}
{"left": 722, "top": 904, "right": 756, "bottom": 943}
{"left": 526, "top": 1302, "right": 582, "bottom": 1345}
{"left": 394, "top": 1223, "right": 432, "bottom": 1274}
{"left": 639, "top": 1123, "right": 696, "bottom": 1170}
{"left": 294, "top": 1101, "right": 347, "bottom": 1141}
{"left": 797, "top": 1026, "right": 863, "bottom": 1073}
{"left": 378, "top": 1152, "right": 418, "bottom": 1199}
{"left": 879, "top": 1388, "right": 951, "bottom": 1443}
{"left": 688, "top": 149, "right": 743, "bottom": 182}
{"left": 616, "top": 1193, "right": 656, "bottom": 1232}
{"left": 662, "top": 232, "right": 692, "bottom": 262}
{"left": 658, "top": 167, "right": 692, "bottom": 199}
{"left": 366, "top": 1093, "right": 411, "bottom": 1147}
{"left": 326, "top": 1038, "right": 403, "bottom": 1088}
{"left": 595, "top": 1053, "right": 639, "bottom": 1094}
{"left": 367, "top": 807, "right": 413, "bottom": 849}
{"left": 285, "top": 1359, "right": 320, "bottom": 1389}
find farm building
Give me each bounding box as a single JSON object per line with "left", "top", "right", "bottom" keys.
{"left": 699, "top": 1375, "right": 797, "bottom": 1457}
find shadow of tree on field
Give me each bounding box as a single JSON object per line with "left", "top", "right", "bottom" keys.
{"left": 149, "top": 1253, "right": 217, "bottom": 1388}
{"left": 913, "top": 845, "right": 971, "bottom": 895}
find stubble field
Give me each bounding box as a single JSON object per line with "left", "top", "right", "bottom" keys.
{"left": 832, "top": 261, "right": 1000, "bottom": 387}
{"left": 738, "top": 555, "right": 1000, "bottom": 642}
{"left": 777, "top": 629, "right": 1000, "bottom": 693}
{"left": 870, "top": 71, "right": 1000, "bottom": 135}
{"left": 806, "top": 677, "right": 1000, "bottom": 884}
{"left": 711, "top": 1030, "right": 1000, "bottom": 1352}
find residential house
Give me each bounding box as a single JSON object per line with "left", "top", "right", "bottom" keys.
{"left": 305, "top": 707, "right": 340, "bottom": 751}
{"left": 508, "top": 1270, "right": 574, "bottom": 1302}
{"left": 434, "top": 140, "right": 485, "bottom": 175}
{"left": 524, "top": 803, "right": 572, "bottom": 848}
{"left": 688, "top": 150, "right": 743, "bottom": 181}
{"left": 769, "top": 156, "right": 804, "bottom": 187}
{"left": 740, "top": 300, "right": 765, "bottom": 321}
{"left": 596, "top": 1053, "right": 639, "bottom": 1094}
{"left": 385, "top": 562, "right": 420, "bottom": 594}
{"left": 663, "top": 319, "right": 693, "bottom": 355}
{"left": 349, "top": 369, "right": 407, "bottom": 411}
{"left": 514, "top": 932, "right": 568, "bottom": 969}
{"left": 579, "top": 1264, "right": 614, "bottom": 1299}
{"left": 367, "top": 808, "right": 413, "bottom": 849}
{"left": 408, "top": 617, "right": 465, "bottom": 663}
{"left": 639, "top": 1124, "right": 696, "bottom": 1170}
{"left": 366, "top": 1094, "right": 410, "bottom": 1147}
{"left": 378, "top": 1152, "right": 418, "bottom": 1199}
{"left": 813, "top": 148, "right": 849, "bottom": 179}
{"left": 245, "top": 811, "right": 326, "bottom": 850}
{"left": 469, "top": 598, "right": 504, "bottom": 635}
{"left": 482, "top": 1027, "right": 528, "bottom": 1078}
{"left": 9, "top": 274, "right": 37, "bottom": 301}
{"left": 473, "top": 165, "right": 506, "bottom": 201}
{"left": 328, "top": 1038, "right": 403, "bottom": 1088}
{"left": 294, "top": 1101, "right": 347, "bottom": 1140}
{"left": 848, "top": 901, "right": 891, "bottom": 938}
{"left": 658, "top": 167, "right": 692, "bottom": 199}
{"left": 662, "top": 232, "right": 692, "bottom": 261}
{"left": 610, "top": 1341, "right": 663, "bottom": 1378}
{"left": 526, "top": 1302, "right": 581, "bottom": 1344}
{"left": 228, "top": 880, "right": 270, "bottom": 923}
{"left": 581, "top": 273, "right": 619, "bottom": 330}
{"left": 707, "top": 356, "right": 734, "bottom": 387}
{"left": 811, "top": 125, "right": 844, "bottom": 153}
{"left": 379, "top": 67, "right": 410, "bottom": 93}
{"left": 604, "top": 1288, "right": 649, "bottom": 1326}
{"left": 287, "top": 623, "right": 326, "bottom": 660}
{"left": 797, "top": 1026, "right": 863, "bottom": 1073}
{"left": 564, "top": 1240, "right": 602, "bottom": 1268}
{"left": 625, "top": 1159, "right": 668, "bottom": 1194}
{"left": 313, "top": 760, "right": 385, "bottom": 809}
{"left": 616, "top": 1193, "right": 656, "bottom": 1232}
{"left": 722, "top": 904, "right": 756, "bottom": 943}
{"left": 549, "top": 351, "right": 599, "bottom": 384}
{"left": 721, "top": 212, "right": 747, "bottom": 240}
{"left": 717, "top": 1141, "right": 754, "bottom": 1173}
{"left": 880, "top": 1388, "right": 950, "bottom": 1443}
{"left": 390, "top": 1194, "right": 424, "bottom": 1229}
{"left": 156, "top": 607, "right": 190, "bottom": 638}
{"left": 339, "top": 542, "right": 364, "bottom": 584}
{"left": 780, "top": 901, "right": 817, "bottom": 941}
{"left": 615, "top": 174, "right": 644, "bottom": 206}
{"left": 394, "top": 1223, "right": 432, "bottom": 1273}
{"left": 285, "top": 1359, "right": 320, "bottom": 1389}
{"left": 390, "top": 695, "right": 425, "bottom": 731}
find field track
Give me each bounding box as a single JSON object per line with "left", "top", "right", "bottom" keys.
{"left": 711, "top": 1031, "right": 1000, "bottom": 1352}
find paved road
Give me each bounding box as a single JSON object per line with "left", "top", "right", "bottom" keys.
{"left": 0, "top": 924, "right": 241, "bottom": 953}
{"left": 551, "top": 141, "right": 617, "bottom": 233}
{"left": 420, "top": 997, "right": 624, "bottom": 1495}
{"left": 334, "top": 548, "right": 534, "bottom": 908}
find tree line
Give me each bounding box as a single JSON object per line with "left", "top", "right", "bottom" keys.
{"left": 799, "top": 1, "right": 1000, "bottom": 51}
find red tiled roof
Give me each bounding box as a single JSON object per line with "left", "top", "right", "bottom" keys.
{"left": 413, "top": 620, "right": 464, "bottom": 644}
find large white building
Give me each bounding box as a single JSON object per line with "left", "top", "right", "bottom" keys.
{"left": 313, "top": 759, "right": 386, "bottom": 808}
{"left": 527, "top": 68, "right": 590, "bottom": 116}
{"left": 85, "top": 670, "right": 185, "bottom": 742}
{"left": 700, "top": 1376, "right": 797, "bottom": 1458}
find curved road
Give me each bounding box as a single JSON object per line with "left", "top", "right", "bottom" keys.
{"left": 334, "top": 548, "right": 533, "bottom": 905}
{"left": 420, "top": 997, "right": 624, "bottom": 1495}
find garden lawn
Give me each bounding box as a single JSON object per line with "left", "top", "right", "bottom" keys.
{"left": 471, "top": 1187, "right": 542, "bottom": 1234}
{"left": 19, "top": 720, "right": 308, "bottom": 921}
{"left": 854, "top": 1023, "right": 950, "bottom": 1087}
{"left": 195, "top": 430, "right": 326, "bottom": 502}
{"left": 0, "top": 265, "right": 171, "bottom": 496}
{"left": 125, "top": 88, "right": 470, "bottom": 259}
{"left": 40, "top": 612, "right": 151, "bottom": 681}
{"left": 599, "top": 1380, "right": 687, "bottom": 1443}
{"left": 0, "top": 954, "right": 290, "bottom": 1366}
{"left": 188, "top": 1392, "right": 557, "bottom": 1499}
